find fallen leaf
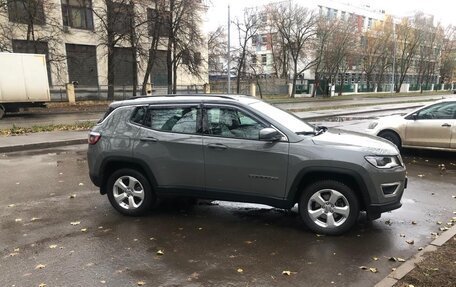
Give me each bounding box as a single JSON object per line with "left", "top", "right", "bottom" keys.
{"left": 391, "top": 268, "right": 396, "bottom": 271}
{"left": 35, "top": 264, "right": 46, "bottom": 270}
{"left": 385, "top": 220, "right": 392, "bottom": 226}
{"left": 15, "top": 218, "right": 22, "bottom": 222}
{"left": 436, "top": 221, "right": 442, "bottom": 225}
{"left": 8, "top": 252, "right": 19, "bottom": 257}
{"left": 417, "top": 174, "right": 424, "bottom": 178}
{"left": 137, "top": 281, "right": 145, "bottom": 286}
{"left": 237, "top": 268, "right": 244, "bottom": 273}
{"left": 39, "top": 284, "right": 46, "bottom": 287}
{"left": 411, "top": 221, "right": 417, "bottom": 225}
{"left": 8, "top": 204, "right": 15, "bottom": 207}
{"left": 397, "top": 258, "right": 406, "bottom": 262}
{"left": 69, "top": 194, "right": 76, "bottom": 199}
{"left": 369, "top": 268, "right": 378, "bottom": 273}
{"left": 156, "top": 250, "right": 164, "bottom": 255}
{"left": 418, "top": 247, "right": 423, "bottom": 251}
{"left": 81, "top": 228, "right": 87, "bottom": 232}
{"left": 359, "top": 266, "right": 368, "bottom": 270}
{"left": 282, "top": 270, "right": 292, "bottom": 276}
{"left": 49, "top": 245, "right": 57, "bottom": 249}
{"left": 431, "top": 232, "right": 438, "bottom": 236}
{"left": 78, "top": 183, "right": 84, "bottom": 186}
{"left": 100, "top": 281, "right": 106, "bottom": 284}
{"left": 244, "top": 240, "right": 254, "bottom": 244}
{"left": 70, "top": 221, "right": 80, "bottom": 226}
{"left": 372, "top": 257, "right": 379, "bottom": 261}
{"left": 388, "top": 257, "right": 397, "bottom": 262}
{"left": 400, "top": 234, "right": 405, "bottom": 237}
{"left": 14, "top": 248, "right": 19, "bottom": 252}
{"left": 406, "top": 239, "right": 415, "bottom": 245}
{"left": 31, "top": 217, "right": 40, "bottom": 221}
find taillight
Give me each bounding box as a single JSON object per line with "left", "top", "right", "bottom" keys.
{"left": 88, "top": 131, "right": 101, "bottom": 145}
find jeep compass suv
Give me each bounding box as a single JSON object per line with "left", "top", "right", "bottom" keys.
{"left": 88, "top": 95, "right": 407, "bottom": 235}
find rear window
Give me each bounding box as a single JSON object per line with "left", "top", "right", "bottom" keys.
{"left": 98, "top": 106, "right": 116, "bottom": 123}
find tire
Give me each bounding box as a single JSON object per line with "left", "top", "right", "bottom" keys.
{"left": 378, "top": 131, "right": 401, "bottom": 149}
{"left": 299, "top": 180, "right": 359, "bottom": 235}
{"left": 0, "top": 105, "right": 5, "bottom": 120}
{"left": 106, "top": 168, "right": 156, "bottom": 216}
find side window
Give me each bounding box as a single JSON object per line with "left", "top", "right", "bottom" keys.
{"left": 205, "top": 107, "right": 266, "bottom": 140}
{"left": 144, "top": 106, "right": 198, "bottom": 134}
{"left": 130, "top": 106, "right": 146, "bottom": 125}
{"left": 418, "top": 103, "right": 456, "bottom": 120}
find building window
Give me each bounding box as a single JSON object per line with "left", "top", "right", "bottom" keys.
{"left": 61, "top": 0, "right": 93, "bottom": 30}
{"left": 368, "top": 18, "right": 372, "bottom": 29}
{"left": 12, "top": 39, "right": 51, "bottom": 84}
{"left": 251, "top": 55, "right": 257, "bottom": 64}
{"left": 261, "top": 35, "right": 267, "bottom": 45}
{"left": 108, "top": 1, "right": 133, "bottom": 34}
{"left": 150, "top": 50, "right": 168, "bottom": 86}
{"left": 261, "top": 54, "right": 267, "bottom": 66}
{"left": 66, "top": 44, "right": 98, "bottom": 86}
{"left": 147, "top": 8, "right": 170, "bottom": 37}
{"left": 113, "top": 47, "right": 135, "bottom": 86}
{"left": 7, "top": 0, "right": 45, "bottom": 25}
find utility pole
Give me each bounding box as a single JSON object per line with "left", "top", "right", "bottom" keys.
{"left": 227, "top": 5, "right": 231, "bottom": 94}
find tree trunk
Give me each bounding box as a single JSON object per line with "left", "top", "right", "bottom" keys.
{"left": 107, "top": 47, "right": 115, "bottom": 100}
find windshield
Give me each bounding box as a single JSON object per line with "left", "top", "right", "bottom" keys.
{"left": 249, "top": 101, "right": 314, "bottom": 134}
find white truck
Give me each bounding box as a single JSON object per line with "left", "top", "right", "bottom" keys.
{"left": 0, "top": 52, "right": 50, "bottom": 119}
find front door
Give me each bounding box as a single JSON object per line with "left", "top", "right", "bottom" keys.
{"left": 405, "top": 102, "right": 456, "bottom": 148}
{"left": 202, "top": 104, "right": 289, "bottom": 199}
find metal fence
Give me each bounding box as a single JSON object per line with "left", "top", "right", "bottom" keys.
{"left": 49, "top": 84, "right": 206, "bottom": 102}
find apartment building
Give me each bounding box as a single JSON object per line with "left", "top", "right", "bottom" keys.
{"left": 0, "top": 0, "right": 208, "bottom": 90}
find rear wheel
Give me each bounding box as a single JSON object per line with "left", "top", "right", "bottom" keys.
{"left": 378, "top": 130, "right": 401, "bottom": 149}
{"left": 299, "top": 180, "right": 359, "bottom": 235}
{"left": 106, "top": 168, "right": 156, "bottom": 216}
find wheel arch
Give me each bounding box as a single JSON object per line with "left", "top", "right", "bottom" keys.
{"left": 377, "top": 129, "right": 402, "bottom": 146}
{"left": 287, "top": 167, "right": 370, "bottom": 211}
{"left": 99, "top": 156, "right": 157, "bottom": 195}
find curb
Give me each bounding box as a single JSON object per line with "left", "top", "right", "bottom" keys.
{"left": 0, "top": 138, "right": 87, "bottom": 153}
{"left": 374, "top": 223, "right": 456, "bottom": 287}
{"left": 300, "top": 104, "right": 424, "bottom": 120}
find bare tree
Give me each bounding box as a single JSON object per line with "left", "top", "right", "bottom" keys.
{"left": 440, "top": 25, "right": 456, "bottom": 84}
{"left": 207, "top": 25, "right": 226, "bottom": 78}
{"left": 394, "top": 15, "right": 422, "bottom": 93}
{"left": 232, "top": 8, "right": 259, "bottom": 94}
{"left": 271, "top": 2, "right": 318, "bottom": 97}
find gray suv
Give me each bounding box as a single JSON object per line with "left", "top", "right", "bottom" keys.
{"left": 88, "top": 95, "right": 407, "bottom": 235}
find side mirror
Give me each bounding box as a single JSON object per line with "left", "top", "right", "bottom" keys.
{"left": 259, "top": 128, "right": 282, "bottom": 141}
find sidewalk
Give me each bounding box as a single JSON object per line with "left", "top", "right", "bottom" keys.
{"left": 0, "top": 130, "right": 87, "bottom": 153}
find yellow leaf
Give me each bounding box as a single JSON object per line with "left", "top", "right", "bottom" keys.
{"left": 15, "top": 218, "right": 22, "bottom": 222}
{"left": 49, "top": 245, "right": 57, "bottom": 249}
{"left": 70, "top": 221, "right": 80, "bottom": 226}
{"left": 237, "top": 268, "right": 244, "bottom": 273}
{"left": 39, "top": 284, "right": 47, "bottom": 287}
{"left": 282, "top": 270, "right": 292, "bottom": 276}
{"left": 81, "top": 228, "right": 87, "bottom": 232}
{"left": 137, "top": 281, "right": 145, "bottom": 286}
{"left": 35, "top": 264, "right": 46, "bottom": 270}
{"left": 369, "top": 268, "right": 378, "bottom": 273}
{"left": 156, "top": 250, "right": 164, "bottom": 255}
{"left": 372, "top": 257, "right": 378, "bottom": 261}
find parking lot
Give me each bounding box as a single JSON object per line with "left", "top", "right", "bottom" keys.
{"left": 1, "top": 143, "right": 455, "bottom": 287}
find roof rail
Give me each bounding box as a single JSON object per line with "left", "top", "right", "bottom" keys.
{"left": 129, "top": 94, "right": 251, "bottom": 101}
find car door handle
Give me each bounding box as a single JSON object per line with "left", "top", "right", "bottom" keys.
{"left": 441, "top": 123, "right": 451, "bottom": 127}
{"left": 140, "top": 137, "right": 158, "bottom": 142}
{"left": 207, "top": 143, "right": 227, "bottom": 150}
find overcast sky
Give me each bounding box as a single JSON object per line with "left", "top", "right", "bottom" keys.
{"left": 206, "top": 0, "right": 456, "bottom": 32}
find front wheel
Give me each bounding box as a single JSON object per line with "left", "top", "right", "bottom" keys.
{"left": 378, "top": 131, "right": 401, "bottom": 149}
{"left": 106, "top": 168, "right": 156, "bottom": 216}
{"left": 299, "top": 180, "right": 359, "bottom": 235}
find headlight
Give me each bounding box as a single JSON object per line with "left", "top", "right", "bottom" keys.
{"left": 368, "top": 122, "right": 378, "bottom": 129}
{"left": 365, "top": 156, "right": 401, "bottom": 169}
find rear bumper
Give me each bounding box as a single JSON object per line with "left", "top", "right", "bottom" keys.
{"left": 89, "top": 172, "right": 101, "bottom": 187}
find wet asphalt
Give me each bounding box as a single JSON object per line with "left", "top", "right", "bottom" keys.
{"left": 1, "top": 140, "right": 455, "bottom": 286}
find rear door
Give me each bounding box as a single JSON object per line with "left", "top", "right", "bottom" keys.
{"left": 404, "top": 102, "right": 456, "bottom": 148}
{"left": 202, "top": 104, "right": 289, "bottom": 199}
{"left": 133, "top": 104, "right": 204, "bottom": 190}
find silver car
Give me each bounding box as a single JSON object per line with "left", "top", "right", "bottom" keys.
{"left": 367, "top": 98, "right": 456, "bottom": 151}
{"left": 88, "top": 95, "right": 407, "bottom": 235}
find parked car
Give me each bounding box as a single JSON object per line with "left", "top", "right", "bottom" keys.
{"left": 87, "top": 94, "right": 406, "bottom": 235}
{"left": 367, "top": 99, "right": 456, "bottom": 151}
